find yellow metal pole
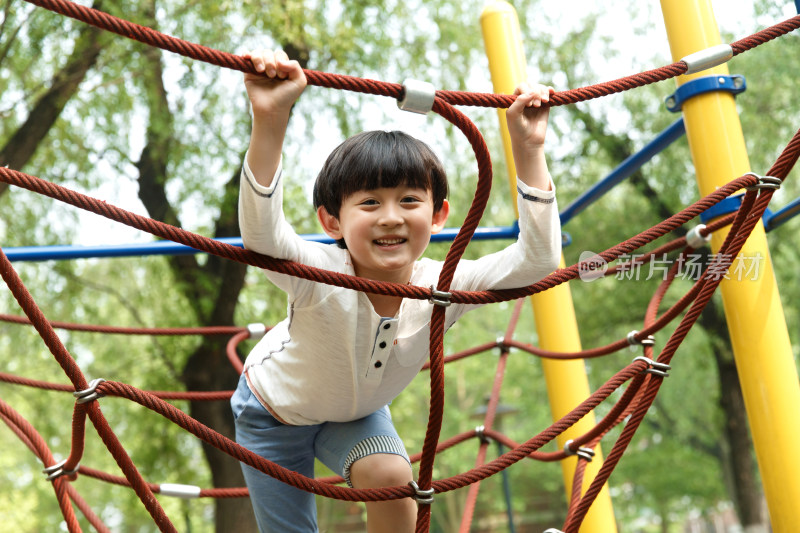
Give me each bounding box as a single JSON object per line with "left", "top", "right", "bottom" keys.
{"left": 660, "top": 1, "right": 800, "bottom": 530}
{"left": 480, "top": 3, "right": 617, "bottom": 532}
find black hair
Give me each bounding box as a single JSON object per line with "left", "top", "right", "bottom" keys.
{"left": 313, "top": 130, "right": 449, "bottom": 222}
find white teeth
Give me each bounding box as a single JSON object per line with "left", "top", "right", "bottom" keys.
{"left": 376, "top": 238, "right": 404, "bottom": 245}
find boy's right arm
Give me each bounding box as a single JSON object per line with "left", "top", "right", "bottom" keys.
{"left": 243, "top": 49, "right": 307, "bottom": 187}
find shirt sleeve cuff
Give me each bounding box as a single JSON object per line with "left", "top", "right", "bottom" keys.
{"left": 242, "top": 152, "right": 283, "bottom": 198}
{"left": 516, "top": 175, "right": 556, "bottom": 203}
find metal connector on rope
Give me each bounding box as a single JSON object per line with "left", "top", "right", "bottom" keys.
{"left": 685, "top": 224, "right": 711, "bottom": 249}
{"left": 159, "top": 483, "right": 202, "bottom": 499}
{"left": 633, "top": 356, "right": 671, "bottom": 378}
{"left": 246, "top": 323, "right": 268, "bottom": 340}
{"left": 744, "top": 172, "right": 781, "bottom": 191}
{"left": 429, "top": 286, "right": 452, "bottom": 307}
{"left": 564, "top": 439, "right": 596, "bottom": 462}
{"left": 544, "top": 528, "right": 566, "bottom": 533}
{"left": 496, "top": 336, "right": 509, "bottom": 352}
{"left": 397, "top": 79, "right": 436, "bottom": 114}
{"left": 475, "top": 425, "right": 490, "bottom": 444}
{"left": 43, "top": 459, "right": 79, "bottom": 481}
{"left": 681, "top": 44, "right": 733, "bottom": 75}
{"left": 73, "top": 378, "right": 106, "bottom": 404}
{"left": 408, "top": 480, "right": 435, "bottom": 505}
{"left": 626, "top": 330, "right": 655, "bottom": 352}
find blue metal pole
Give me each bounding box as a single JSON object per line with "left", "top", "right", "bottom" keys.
{"left": 3, "top": 225, "right": 521, "bottom": 262}
{"left": 559, "top": 118, "right": 686, "bottom": 226}
{"left": 4, "top": 118, "right": 689, "bottom": 263}
{"left": 765, "top": 196, "right": 800, "bottom": 232}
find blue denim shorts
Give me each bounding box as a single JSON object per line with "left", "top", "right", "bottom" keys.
{"left": 231, "top": 373, "right": 409, "bottom": 533}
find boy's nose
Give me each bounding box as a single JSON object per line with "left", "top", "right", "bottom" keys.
{"left": 378, "top": 205, "right": 404, "bottom": 226}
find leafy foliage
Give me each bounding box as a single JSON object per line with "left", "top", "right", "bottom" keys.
{"left": 1, "top": 0, "right": 799, "bottom": 531}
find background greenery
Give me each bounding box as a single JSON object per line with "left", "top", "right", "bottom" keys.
{"left": 1, "top": 0, "right": 798, "bottom": 531}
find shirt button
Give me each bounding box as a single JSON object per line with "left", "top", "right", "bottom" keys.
{"left": 379, "top": 341, "right": 387, "bottom": 349}
{"left": 383, "top": 323, "right": 391, "bottom": 330}
{"left": 374, "top": 361, "right": 383, "bottom": 368}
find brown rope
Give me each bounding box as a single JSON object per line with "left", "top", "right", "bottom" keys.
{"left": 3, "top": 1, "right": 800, "bottom": 530}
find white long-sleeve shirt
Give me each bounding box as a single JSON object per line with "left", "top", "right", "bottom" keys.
{"left": 239, "top": 159, "right": 561, "bottom": 425}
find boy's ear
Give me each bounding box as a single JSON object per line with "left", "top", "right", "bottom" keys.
{"left": 430, "top": 199, "right": 450, "bottom": 234}
{"left": 317, "top": 206, "right": 343, "bottom": 240}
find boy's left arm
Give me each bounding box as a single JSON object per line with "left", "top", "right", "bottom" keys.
{"left": 506, "top": 83, "right": 554, "bottom": 191}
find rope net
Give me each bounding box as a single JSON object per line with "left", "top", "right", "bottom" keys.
{"left": 2, "top": 1, "right": 800, "bottom": 531}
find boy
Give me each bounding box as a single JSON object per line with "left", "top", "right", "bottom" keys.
{"left": 231, "top": 49, "right": 561, "bottom": 532}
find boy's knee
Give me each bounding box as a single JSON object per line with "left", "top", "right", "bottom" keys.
{"left": 349, "top": 453, "right": 412, "bottom": 489}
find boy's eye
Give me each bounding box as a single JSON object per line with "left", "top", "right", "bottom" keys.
{"left": 401, "top": 196, "right": 420, "bottom": 203}
{"left": 359, "top": 199, "right": 379, "bottom": 206}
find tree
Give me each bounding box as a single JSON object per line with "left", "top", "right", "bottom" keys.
{"left": 1, "top": 0, "right": 533, "bottom": 530}
{"left": 2, "top": 1, "right": 798, "bottom": 531}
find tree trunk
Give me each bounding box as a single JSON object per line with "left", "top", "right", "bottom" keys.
{"left": 134, "top": 17, "right": 257, "bottom": 529}
{"left": 700, "top": 308, "right": 765, "bottom": 530}
{"left": 0, "top": 3, "right": 106, "bottom": 195}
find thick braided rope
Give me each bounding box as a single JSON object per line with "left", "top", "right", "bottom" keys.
{"left": 0, "top": 182, "right": 784, "bottom": 528}
{"left": 458, "top": 299, "right": 524, "bottom": 532}
{"left": 7, "top": 0, "right": 800, "bottom": 530}
{"left": 559, "top": 170, "right": 774, "bottom": 528}
{"left": 92, "top": 379, "right": 418, "bottom": 503}
{"left": 415, "top": 97, "right": 496, "bottom": 527}
{"left": 0, "top": 167, "right": 435, "bottom": 301}
{"left": 0, "top": 246, "right": 177, "bottom": 532}
{"left": 421, "top": 121, "right": 800, "bottom": 499}
{"left": 1, "top": 178, "right": 788, "bottom": 528}
{"left": 0, "top": 322, "right": 662, "bottom": 508}
{"left": 0, "top": 123, "right": 788, "bottom": 529}
{"left": 562, "top": 186, "right": 776, "bottom": 531}
{"left": 0, "top": 167, "right": 754, "bottom": 306}
{"left": 1, "top": 165, "right": 756, "bottom": 505}
{"left": 22, "top": 0, "right": 800, "bottom": 110}
{"left": 0, "top": 396, "right": 85, "bottom": 531}
{"left": 0, "top": 313, "right": 245, "bottom": 336}
{"left": 0, "top": 206, "right": 733, "bottom": 376}
{"left": 89, "top": 363, "right": 639, "bottom": 498}
{"left": 0, "top": 371, "right": 234, "bottom": 400}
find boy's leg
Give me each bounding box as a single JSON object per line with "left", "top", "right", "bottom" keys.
{"left": 349, "top": 453, "right": 416, "bottom": 533}
{"left": 231, "top": 375, "right": 319, "bottom": 533}
{"left": 315, "top": 405, "right": 416, "bottom": 533}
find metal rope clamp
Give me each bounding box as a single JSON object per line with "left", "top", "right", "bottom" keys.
{"left": 496, "top": 336, "right": 509, "bottom": 353}
{"left": 680, "top": 44, "right": 733, "bottom": 75}
{"left": 43, "top": 459, "right": 79, "bottom": 481}
{"left": 159, "top": 483, "right": 202, "bottom": 499}
{"left": 429, "top": 286, "right": 452, "bottom": 307}
{"left": 744, "top": 172, "right": 781, "bottom": 191}
{"left": 73, "top": 378, "right": 106, "bottom": 404}
{"left": 685, "top": 223, "right": 711, "bottom": 249}
{"left": 246, "top": 323, "right": 268, "bottom": 340}
{"left": 408, "top": 480, "right": 435, "bottom": 505}
{"left": 633, "top": 356, "right": 671, "bottom": 378}
{"left": 474, "top": 425, "right": 490, "bottom": 444}
{"left": 397, "top": 79, "right": 436, "bottom": 115}
{"left": 626, "top": 330, "right": 655, "bottom": 353}
{"left": 564, "top": 439, "right": 596, "bottom": 462}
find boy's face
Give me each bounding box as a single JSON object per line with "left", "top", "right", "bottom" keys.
{"left": 317, "top": 186, "right": 449, "bottom": 283}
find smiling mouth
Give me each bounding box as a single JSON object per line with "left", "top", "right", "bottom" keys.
{"left": 374, "top": 238, "right": 406, "bottom": 246}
